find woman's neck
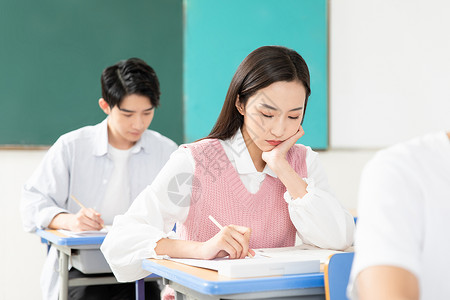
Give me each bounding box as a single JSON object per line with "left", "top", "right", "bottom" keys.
{"left": 241, "top": 126, "right": 266, "bottom": 172}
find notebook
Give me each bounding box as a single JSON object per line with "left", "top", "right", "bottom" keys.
{"left": 164, "top": 248, "right": 323, "bottom": 278}
{"left": 57, "top": 225, "right": 111, "bottom": 237}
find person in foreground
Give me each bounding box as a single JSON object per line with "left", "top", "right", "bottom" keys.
{"left": 348, "top": 131, "right": 450, "bottom": 300}
{"left": 21, "top": 58, "right": 177, "bottom": 300}
{"left": 101, "top": 46, "right": 355, "bottom": 298}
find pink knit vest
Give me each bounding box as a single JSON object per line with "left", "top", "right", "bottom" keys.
{"left": 176, "top": 139, "right": 308, "bottom": 248}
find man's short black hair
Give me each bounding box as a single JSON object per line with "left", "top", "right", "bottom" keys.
{"left": 101, "top": 58, "right": 160, "bottom": 108}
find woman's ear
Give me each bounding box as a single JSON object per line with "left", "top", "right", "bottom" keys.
{"left": 235, "top": 96, "right": 245, "bottom": 115}
{"left": 98, "top": 98, "right": 111, "bottom": 115}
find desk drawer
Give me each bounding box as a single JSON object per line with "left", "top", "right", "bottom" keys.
{"left": 71, "top": 249, "right": 112, "bottom": 274}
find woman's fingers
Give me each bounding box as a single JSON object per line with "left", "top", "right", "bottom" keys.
{"left": 219, "top": 225, "right": 252, "bottom": 259}
{"left": 262, "top": 126, "right": 305, "bottom": 168}
{"left": 202, "top": 224, "right": 253, "bottom": 259}
{"left": 279, "top": 127, "right": 305, "bottom": 150}
{"left": 220, "top": 236, "right": 242, "bottom": 259}
{"left": 228, "top": 225, "right": 252, "bottom": 259}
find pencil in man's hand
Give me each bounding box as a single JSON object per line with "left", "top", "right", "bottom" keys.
{"left": 70, "top": 195, "right": 86, "bottom": 209}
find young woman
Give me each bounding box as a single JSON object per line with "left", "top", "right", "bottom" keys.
{"left": 101, "top": 46, "right": 355, "bottom": 284}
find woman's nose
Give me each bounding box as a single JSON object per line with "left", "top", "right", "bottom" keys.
{"left": 270, "top": 119, "right": 285, "bottom": 137}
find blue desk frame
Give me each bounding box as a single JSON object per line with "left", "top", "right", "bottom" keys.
{"left": 37, "top": 228, "right": 106, "bottom": 246}
{"left": 140, "top": 259, "right": 325, "bottom": 300}
{"left": 37, "top": 229, "right": 146, "bottom": 300}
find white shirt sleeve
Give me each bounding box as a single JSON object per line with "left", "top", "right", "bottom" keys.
{"left": 284, "top": 147, "right": 355, "bottom": 250}
{"left": 101, "top": 147, "right": 193, "bottom": 282}
{"left": 21, "top": 138, "right": 71, "bottom": 232}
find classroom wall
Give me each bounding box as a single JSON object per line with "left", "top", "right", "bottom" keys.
{"left": 0, "top": 150, "right": 48, "bottom": 300}
{"left": 2, "top": 1, "right": 450, "bottom": 299}
{"left": 330, "top": 0, "right": 450, "bottom": 148}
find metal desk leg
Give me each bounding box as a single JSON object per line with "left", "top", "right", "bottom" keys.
{"left": 135, "top": 279, "right": 145, "bottom": 300}
{"left": 59, "top": 250, "right": 69, "bottom": 300}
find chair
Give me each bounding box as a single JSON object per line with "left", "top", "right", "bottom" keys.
{"left": 324, "top": 252, "right": 355, "bottom": 300}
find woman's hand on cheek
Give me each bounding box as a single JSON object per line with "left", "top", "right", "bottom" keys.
{"left": 262, "top": 126, "right": 305, "bottom": 168}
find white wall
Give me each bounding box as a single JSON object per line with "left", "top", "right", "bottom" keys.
{"left": 330, "top": 0, "right": 450, "bottom": 148}
{"left": 0, "top": 150, "right": 47, "bottom": 300}
{"left": 2, "top": 1, "right": 450, "bottom": 299}
{"left": 318, "top": 150, "right": 375, "bottom": 214}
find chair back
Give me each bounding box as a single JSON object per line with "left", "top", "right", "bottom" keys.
{"left": 324, "top": 252, "right": 355, "bottom": 300}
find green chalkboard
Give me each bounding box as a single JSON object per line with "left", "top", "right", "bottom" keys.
{"left": 184, "top": 0, "right": 328, "bottom": 149}
{"left": 0, "top": 0, "right": 183, "bottom": 146}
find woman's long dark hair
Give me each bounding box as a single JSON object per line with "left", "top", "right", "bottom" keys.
{"left": 206, "top": 46, "right": 311, "bottom": 141}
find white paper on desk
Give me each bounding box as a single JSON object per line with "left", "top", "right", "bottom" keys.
{"left": 57, "top": 225, "right": 111, "bottom": 237}
{"left": 254, "top": 245, "right": 344, "bottom": 263}
{"left": 165, "top": 253, "right": 320, "bottom": 278}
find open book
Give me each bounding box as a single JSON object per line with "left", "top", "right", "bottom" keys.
{"left": 58, "top": 225, "right": 111, "bottom": 237}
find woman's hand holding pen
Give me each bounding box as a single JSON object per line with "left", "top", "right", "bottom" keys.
{"left": 200, "top": 225, "right": 255, "bottom": 259}
{"left": 155, "top": 218, "right": 255, "bottom": 260}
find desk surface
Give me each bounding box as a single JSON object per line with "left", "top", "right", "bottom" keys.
{"left": 36, "top": 229, "right": 105, "bottom": 246}
{"left": 142, "top": 259, "right": 324, "bottom": 296}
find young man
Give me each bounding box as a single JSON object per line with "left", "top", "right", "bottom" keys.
{"left": 21, "top": 58, "right": 177, "bottom": 300}
{"left": 348, "top": 131, "right": 450, "bottom": 299}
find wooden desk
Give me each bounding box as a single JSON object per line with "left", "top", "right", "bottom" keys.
{"left": 141, "top": 258, "right": 326, "bottom": 300}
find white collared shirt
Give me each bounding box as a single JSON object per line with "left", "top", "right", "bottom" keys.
{"left": 101, "top": 129, "right": 355, "bottom": 282}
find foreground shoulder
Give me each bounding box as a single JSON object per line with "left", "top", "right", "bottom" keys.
{"left": 369, "top": 134, "right": 430, "bottom": 169}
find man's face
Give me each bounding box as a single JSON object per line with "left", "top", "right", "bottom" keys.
{"left": 104, "top": 94, "right": 154, "bottom": 149}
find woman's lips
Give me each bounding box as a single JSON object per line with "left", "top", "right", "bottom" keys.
{"left": 266, "top": 140, "right": 282, "bottom": 146}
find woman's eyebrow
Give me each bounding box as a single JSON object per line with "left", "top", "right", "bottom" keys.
{"left": 260, "top": 103, "right": 278, "bottom": 110}
{"left": 260, "top": 103, "right": 303, "bottom": 112}
{"left": 288, "top": 107, "right": 303, "bottom": 112}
